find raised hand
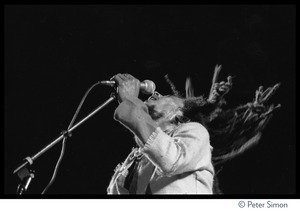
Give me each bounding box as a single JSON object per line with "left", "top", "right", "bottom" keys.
{"left": 110, "top": 73, "right": 141, "bottom": 103}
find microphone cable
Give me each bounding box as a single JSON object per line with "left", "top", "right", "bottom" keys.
{"left": 41, "top": 81, "right": 102, "bottom": 194}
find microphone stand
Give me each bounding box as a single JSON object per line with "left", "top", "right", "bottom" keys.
{"left": 13, "top": 93, "right": 116, "bottom": 194}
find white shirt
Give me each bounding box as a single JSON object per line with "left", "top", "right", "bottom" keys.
{"left": 107, "top": 122, "right": 214, "bottom": 194}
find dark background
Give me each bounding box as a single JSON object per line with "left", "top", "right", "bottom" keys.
{"left": 4, "top": 5, "right": 295, "bottom": 195}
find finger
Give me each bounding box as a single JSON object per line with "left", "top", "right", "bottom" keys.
{"left": 124, "top": 73, "right": 134, "bottom": 79}
{"left": 110, "top": 73, "right": 126, "bottom": 81}
{"left": 118, "top": 73, "right": 127, "bottom": 80}
{"left": 113, "top": 74, "right": 123, "bottom": 86}
{"left": 110, "top": 74, "right": 117, "bottom": 81}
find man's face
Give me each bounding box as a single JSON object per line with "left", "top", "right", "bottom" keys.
{"left": 144, "top": 91, "right": 183, "bottom": 123}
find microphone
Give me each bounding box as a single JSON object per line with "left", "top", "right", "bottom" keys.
{"left": 99, "top": 80, "right": 156, "bottom": 95}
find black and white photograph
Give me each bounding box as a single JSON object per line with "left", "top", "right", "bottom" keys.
{"left": 4, "top": 4, "right": 295, "bottom": 199}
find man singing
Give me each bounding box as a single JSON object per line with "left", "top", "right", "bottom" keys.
{"left": 107, "top": 65, "right": 280, "bottom": 194}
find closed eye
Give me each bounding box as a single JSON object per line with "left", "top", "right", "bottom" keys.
{"left": 148, "top": 96, "right": 157, "bottom": 101}
{"left": 147, "top": 91, "right": 163, "bottom": 101}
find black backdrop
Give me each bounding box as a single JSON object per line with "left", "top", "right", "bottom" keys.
{"left": 4, "top": 5, "right": 295, "bottom": 195}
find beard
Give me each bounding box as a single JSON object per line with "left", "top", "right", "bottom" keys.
{"left": 147, "top": 106, "right": 164, "bottom": 121}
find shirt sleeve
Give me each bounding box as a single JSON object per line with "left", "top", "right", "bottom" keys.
{"left": 141, "top": 122, "right": 212, "bottom": 176}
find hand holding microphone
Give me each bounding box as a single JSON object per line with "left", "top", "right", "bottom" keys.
{"left": 100, "top": 80, "right": 156, "bottom": 95}
{"left": 102, "top": 73, "right": 156, "bottom": 103}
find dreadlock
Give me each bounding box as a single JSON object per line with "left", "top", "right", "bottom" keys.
{"left": 165, "top": 65, "right": 280, "bottom": 194}
{"left": 165, "top": 64, "right": 280, "bottom": 163}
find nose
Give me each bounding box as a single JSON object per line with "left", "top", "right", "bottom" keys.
{"left": 147, "top": 91, "right": 162, "bottom": 101}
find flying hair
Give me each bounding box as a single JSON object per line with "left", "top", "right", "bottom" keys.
{"left": 165, "top": 65, "right": 281, "bottom": 164}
